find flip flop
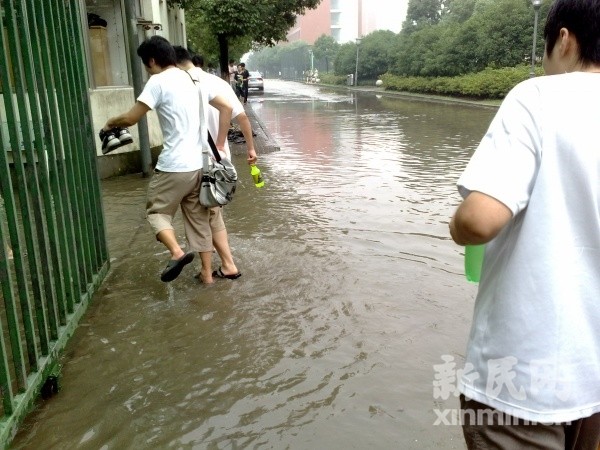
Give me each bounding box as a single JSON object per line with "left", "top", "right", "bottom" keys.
{"left": 212, "top": 267, "right": 242, "bottom": 280}
{"left": 160, "top": 252, "right": 195, "bottom": 282}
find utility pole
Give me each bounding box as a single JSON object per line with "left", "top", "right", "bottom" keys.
{"left": 355, "top": 38, "right": 361, "bottom": 86}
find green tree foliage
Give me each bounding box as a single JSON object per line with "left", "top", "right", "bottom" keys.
{"left": 183, "top": 0, "right": 322, "bottom": 77}
{"left": 185, "top": 11, "right": 252, "bottom": 69}
{"left": 312, "top": 34, "right": 339, "bottom": 73}
{"left": 333, "top": 42, "right": 357, "bottom": 77}
{"left": 356, "top": 30, "right": 396, "bottom": 81}
{"left": 393, "top": 0, "right": 550, "bottom": 77}
{"left": 472, "top": 0, "right": 535, "bottom": 69}
{"left": 444, "top": 0, "right": 477, "bottom": 23}
{"left": 403, "top": 0, "right": 451, "bottom": 32}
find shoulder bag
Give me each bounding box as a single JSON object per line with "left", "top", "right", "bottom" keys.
{"left": 199, "top": 132, "right": 238, "bottom": 208}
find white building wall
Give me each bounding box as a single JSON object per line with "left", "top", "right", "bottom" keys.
{"left": 336, "top": 0, "right": 359, "bottom": 43}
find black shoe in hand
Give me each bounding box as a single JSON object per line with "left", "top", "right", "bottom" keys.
{"left": 99, "top": 127, "right": 133, "bottom": 154}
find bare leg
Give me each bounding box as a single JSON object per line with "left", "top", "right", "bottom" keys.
{"left": 157, "top": 229, "right": 185, "bottom": 260}
{"left": 198, "top": 251, "right": 214, "bottom": 283}
{"left": 212, "top": 228, "right": 238, "bottom": 275}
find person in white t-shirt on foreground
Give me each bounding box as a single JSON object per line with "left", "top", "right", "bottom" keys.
{"left": 449, "top": 0, "right": 600, "bottom": 448}
{"left": 103, "top": 36, "right": 232, "bottom": 284}
{"left": 174, "top": 46, "right": 257, "bottom": 282}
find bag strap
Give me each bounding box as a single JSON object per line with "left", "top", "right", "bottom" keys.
{"left": 207, "top": 132, "right": 222, "bottom": 162}
{"left": 182, "top": 68, "right": 223, "bottom": 164}
{"left": 180, "top": 69, "right": 221, "bottom": 162}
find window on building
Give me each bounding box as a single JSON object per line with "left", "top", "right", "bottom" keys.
{"left": 85, "top": 0, "right": 130, "bottom": 87}
{"left": 331, "top": 28, "right": 341, "bottom": 43}
{"left": 331, "top": 11, "right": 341, "bottom": 26}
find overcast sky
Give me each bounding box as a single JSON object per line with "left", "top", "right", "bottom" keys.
{"left": 365, "top": 0, "right": 408, "bottom": 34}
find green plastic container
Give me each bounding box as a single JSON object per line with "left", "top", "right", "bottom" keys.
{"left": 465, "top": 244, "right": 485, "bottom": 283}
{"left": 250, "top": 164, "right": 265, "bottom": 188}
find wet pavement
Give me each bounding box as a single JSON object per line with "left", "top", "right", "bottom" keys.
{"left": 11, "top": 80, "right": 498, "bottom": 449}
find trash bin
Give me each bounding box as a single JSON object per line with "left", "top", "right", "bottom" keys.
{"left": 346, "top": 74, "right": 354, "bottom": 86}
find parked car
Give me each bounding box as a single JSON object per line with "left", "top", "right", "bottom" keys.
{"left": 247, "top": 71, "right": 264, "bottom": 91}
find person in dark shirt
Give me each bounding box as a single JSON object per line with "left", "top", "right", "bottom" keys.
{"left": 236, "top": 63, "right": 250, "bottom": 104}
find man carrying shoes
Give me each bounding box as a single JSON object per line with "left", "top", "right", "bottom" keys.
{"left": 103, "top": 36, "right": 232, "bottom": 283}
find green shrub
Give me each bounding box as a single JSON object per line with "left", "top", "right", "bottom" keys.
{"left": 381, "top": 65, "right": 543, "bottom": 100}
{"left": 318, "top": 73, "right": 347, "bottom": 85}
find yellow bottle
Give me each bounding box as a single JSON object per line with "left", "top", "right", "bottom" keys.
{"left": 250, "top": 164, "right": 265, "bottom": 188}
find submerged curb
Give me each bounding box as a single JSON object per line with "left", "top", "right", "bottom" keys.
{"left": 230, "top": 103, "right": 281, "bottom": 157}
{"left": 312, "top": 82, "right": 502, "bottom": 110}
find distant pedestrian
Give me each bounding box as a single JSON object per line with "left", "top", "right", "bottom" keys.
{"left": 237, "top": 63, "right": 250, "bottom": 104}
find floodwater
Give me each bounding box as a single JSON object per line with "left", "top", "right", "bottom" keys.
{"left": 13, "top": 80, "right": 497, "bottom": 449}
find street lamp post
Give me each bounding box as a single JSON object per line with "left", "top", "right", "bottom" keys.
{"left": 530, "top": 0, "right": 542, "bottom": 78}
{"left": 354, "top": 37, "right": 362, "bottom": 86}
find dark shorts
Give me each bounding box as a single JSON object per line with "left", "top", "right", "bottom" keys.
{"left": 460, "top": 395, "right": 600, "bottom": 450}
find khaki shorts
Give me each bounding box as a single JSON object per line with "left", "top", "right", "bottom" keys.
{"left": 460, "top": 395, "right": 600, "bottom": 450}
{"left": 146, "top": 169, "right": 225, "bottom": 252}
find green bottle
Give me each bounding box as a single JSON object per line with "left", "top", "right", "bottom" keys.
{"left": 250, "top": 164, "right": 265, "bottom": 188}
{"left": 465, "top": 244, "right": 485, "bottom": 283}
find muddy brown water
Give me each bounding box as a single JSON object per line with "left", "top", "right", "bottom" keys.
{"left": 12, "top": 80, "right": 496, "bottom": 449}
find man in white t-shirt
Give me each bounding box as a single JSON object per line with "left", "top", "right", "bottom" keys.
{"left": 449, "top": 1, "right": 600, "bottom": 448}
{"left": 175, "top": 47, "right": 258, "bottom": 281}
{"left": 103, "top": 36, "right": 232, "bottom": 284}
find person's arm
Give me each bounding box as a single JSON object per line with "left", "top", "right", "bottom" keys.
{"left": 449, "top": 191, "right": 512, "bottom": 246}
{"left": 104, "top": 101, "right": 150, "bottom": 131}
{"left": 233, "top": 113, "right": 257, "bottom": 164}
{"left": 208, "top": 95, "right": 232, "bottom": 151}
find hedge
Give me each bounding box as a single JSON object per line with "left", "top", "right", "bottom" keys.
{"left": 381, "top": 65, "right": 544, "bottom": 100}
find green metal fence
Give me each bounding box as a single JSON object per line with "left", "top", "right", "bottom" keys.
{"left": 0, "top": 0, "right": 109, "bottom": 445}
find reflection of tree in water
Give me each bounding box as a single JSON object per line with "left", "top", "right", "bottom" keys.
{"left": 258, "top": 97, "right": 340, "bottom": 159}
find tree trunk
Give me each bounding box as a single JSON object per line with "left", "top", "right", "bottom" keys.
{"left": 218, "top": 33, "right": 229, "bottom": 81}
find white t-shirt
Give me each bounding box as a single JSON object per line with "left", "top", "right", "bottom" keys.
{"left": 457, "top": 72, "right": 600, "bottom": 423}
{"left": 137, "top": 67, "right": 205, "bottom": 172}
{"left": 188, "top": 67, "right": 245, "bottom": 158}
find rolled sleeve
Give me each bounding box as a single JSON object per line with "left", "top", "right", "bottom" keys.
{"left": 458, "top": 83, "right": 541, "bottom": 215}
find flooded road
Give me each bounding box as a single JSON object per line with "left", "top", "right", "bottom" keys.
{"left": 13, "top": 80, "right": 496, "bottom": 449}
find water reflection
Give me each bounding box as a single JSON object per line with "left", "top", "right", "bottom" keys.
{"left": 254, "top": 81, "right": 495, "bottom": 272}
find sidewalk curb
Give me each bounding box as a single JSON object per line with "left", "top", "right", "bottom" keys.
{"left": 230, "top": 103, "right": 280, "bottom": 157}
{"left": 311, "top": 82, "right": 501, "bottom": 110}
